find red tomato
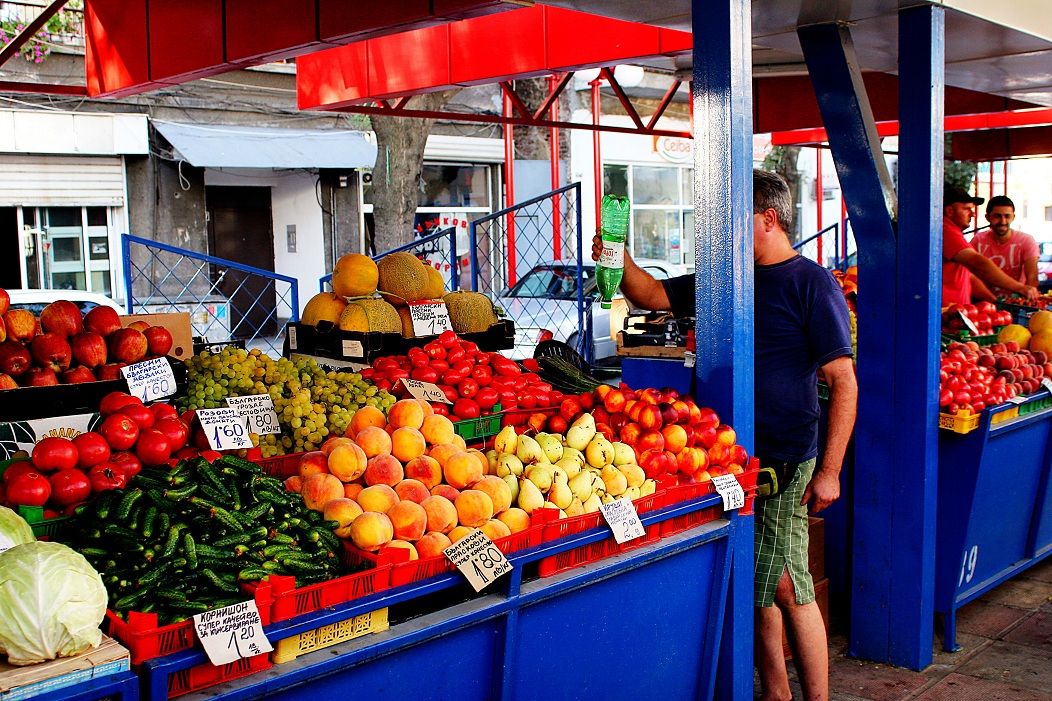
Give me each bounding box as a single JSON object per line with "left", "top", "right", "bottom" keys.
{"left": 442, "top": 370, "right": 467, "bottom": 386}
{"left": 499, "top": 390, "right": 518, "bottom": 409}
{"left": 2, "top": 462, "right": 37, "bottom": 485}
{"left": 409, "top": 353, "right": 430, "bottom": 369}
{"left": 453, "top": 398, "right": 481, "bottom": 420}
{"left": 429, "top": 360, "right": 450, "bottom": 374}
{"left": 149, "top": 403, "right": 179, "bottom": 421}
{"left": 430, "top": 402, "right": 450, "bottom": 416}
{"left": 136, "top": 428, "right": 172, "bottom": 466}
{"left": 6, "top": 470, "right": 50, "bottom": 506}
{"left": 72, "top": 432, "right": 111, "bottom": 470}
{"left": 99, "top": 391, "right": 142, "bottom": 416}
{"left": 154, "top": 417, "right": 190, "bottom": 451}
{"left": 461, "top": 341, "right": 480, "bottom": 353}
{"left": 387, "top": 368, "right": 410, "bottom": 382}
{"left": 452, "top": 361, "right": 474, "bottom": 377}
{"left": 48, "top": 468, "right": 91, "bottom": 507}
{"left": 458, "top": 378, "right": 480, "bottom": 398}
{"left": 179, "top": 409, "right": 197, "bottom": 426}
{"left": 411, "top": 366, "right": 440, "bottom": 383}
{"left": 438, "top": 330, "right": 459, "bottom": 346}
{"left": 88, "top": 462, "right": 128, "bottom": 492}
{"left": 110, "top": 451, "right": 142, "bottom": 478}
{"left": 939, "top": 390, "right": 953, "bottom": 406}
{"left": 470, "top": 365, "right": 493, "bottom": 386}
{"left": 374, "top": 357, "right": 399, "bottom": 371}
{"left": 439, "top": 384, "right": 458, "bottom": 402}
{"left": 475, "top": 387, "right": 500, "bottom": 410}
{"left": 519, "top": 393, "right": 538, "bottom": 410}
{"left": 118, "top": 403, "right": 156, "bottom": 430}
{"left": 424, "top": 343, "right": 446, "bottom": 360}
{"left": 100, "top": 414, "right": 140, "bottom": 451}
{"left": 492, "top": 359, "right": 521, "bottom": 377}
{"left": 32, "top": 437, "right": 79, "bottom": 472}
{"left": 446, "top": 347, "right": 466, "bottom": 365}
{"left": 173, "top": 447, "right": 199, "bottom": 461}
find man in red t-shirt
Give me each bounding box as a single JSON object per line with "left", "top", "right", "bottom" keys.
{"left": 941, "top": 187, "right": 1038, "bottom": 305}
{"left": 971, "top": 195, "right": 1039, "bottom": 297}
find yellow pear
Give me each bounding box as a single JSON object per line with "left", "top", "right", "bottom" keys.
{"left": 601, "top": 493, "right": 616, "bottom": 505}
{"left": 585, "top": 434, "right": 615, "bottom": 468}
{"left": 565, "top": 425, "right": 595, "bottom": 452}
{"left": 565, "top": 497, "right": 585, "bottom": 517}
{"left": 503, "top": 474, "right": 520, "bottom": 502}
{"left": 496, "top": 454, "right": 524, "bottom": 478}
{"left": 525, "top": 464, "right": 554, "bottom": 493}
{"left": 561, "top": 447, "right": 586, "bottom": 466}
{"left": 515, "top": 435, "right": 546, "bottom": 464}
{"left": 640, "top": 479, "right": 657, "bottom": 497}
{"left": 551, "top": 465, "right": 569, "bottom": 485}
{"left": 568, "top": 471, "right": 596, "bottom": 502}
{"left": 548, "top": 480, "right": 573, "bottom": 510}
{"left": 517, "top": 477, "right": 544, "bottom": 514}
{"left": 623, "top": 485, "right": 641, "bottom": 501}
{"left": 583, "top": 493, "right": 603, "bottom": 513}
{"left": 601, "top": 467, "right": 628, "bottom": 496}
{"left": 612, "top": 442, "right": 636, "bottom": 466}
{"left": 485, "top": 449, "right": 499, "bottom": 472}
{"left": 571, "top": 413, "right": 596, "bottom": 433}
{"left": 555, "top": 456, "right": 583, "bottom": 479}
{"left": 617, "top": 463, "right": 645, "bottom": 488}
{"left": 494, "top": 425, "right": 518, "bottom": 455}
{"left": 535, "top": 433, "right": 564, "bottom": 463}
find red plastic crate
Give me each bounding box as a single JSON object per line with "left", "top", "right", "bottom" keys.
{"left": 659, "top": 467, "right": 761, "bottom": 536}
{"left": 168, "top": 653, "right": 272, "bottom": 698}
{"left": 538, "top": 537, "right": 621, "bottom": 578}
{"left": 244, "top": 567, "right": 392, "bottom": 623}
{"left": 106, "top": 585, "right": 272, "bottom": 666}
{"left": 255, "top": 451, "right": 306, "bottom": 479}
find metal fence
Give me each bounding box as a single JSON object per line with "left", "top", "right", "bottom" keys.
{"left": 793, "top": 222, "right": 856, "bottom": 270}
{"left": 469, "top": 182, "right": 588, "bottom": 362}
{"left": 318, "top": 227, "right": 461, "bottom": 293}
{"left": 122, "top": 234, "right": 299, "bottom": 357}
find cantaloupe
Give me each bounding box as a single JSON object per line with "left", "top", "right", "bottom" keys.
{"left": 338, "top": 298, "right": 401, "bottom": 333}
{"left": 443, "top": 291, "right": 499, "bottom": 333}
{"left": 398, "top": 306, "right": 415, "bottom": 338}
{"left": 1030, "top": 330, "right": 1052, "bottom": 356}
{"left": 1028, "top": 310, "right": 1052, "bottom": 335}
{"left": 998, "top": 323, "right": 1032, "bottom": 349}
{"left": 423, "top": 266, "right": 446, "bottom": 300}
{"left": 332, "top": 253, "right": 378, "bottom": 297}
{"left": 302, "top": 292, "right": 348, "bottom": 326}
{"left": 377, "top": 252, "right": 430, "bottom": 303}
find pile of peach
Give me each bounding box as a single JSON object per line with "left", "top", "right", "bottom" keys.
{"left": 286, "top": 398, "right": 528, "bottom": 560}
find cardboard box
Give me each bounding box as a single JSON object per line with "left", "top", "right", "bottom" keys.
{"left": 615, "top": 332, "right": 686, "bottom": 358}
{"left": 0, "top": 635, "right": 130, "bottom": 701}
{"left": 0, "top": 412, "right": 100, "bottom": 460}
{"left": 121, "top": 312, "right": 193, "bottom": 360}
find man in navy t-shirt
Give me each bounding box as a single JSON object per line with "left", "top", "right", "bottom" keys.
{"left": 592, "top": 170, "right": 856, "bottom": 701}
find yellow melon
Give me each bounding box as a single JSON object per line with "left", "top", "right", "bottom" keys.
{"left": 1028, "top": 310, "right": 1052, "bottom": 335}
{"left": 377, "top": 252, "right": 430, "bottom": 303}
{"left": 423, "top": 265, "right": 447, "bottom": 299}
{"left": 443, "top": 291, "right": 499, "bottom": 333}
{"left": 998, "top": 323, "right": 1032, "bottom": 349}
{"left": 398, "top": 306, "right": 415, "bottom": 338}
{"left": 338, "top": 298, "right": 401, "bottom": 333}
{"left": 1031, "top": 330, "right": 1052, "bottom": 356}
{"left": 302, "top": 292, "right": 348, "bottom": 326}
{"left": 332, "top": 253, "right": 378, "bottom": 297}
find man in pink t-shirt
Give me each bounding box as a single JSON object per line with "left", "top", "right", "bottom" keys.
{"left": 971, "top": 195, "right": 1039, "bottom": 297}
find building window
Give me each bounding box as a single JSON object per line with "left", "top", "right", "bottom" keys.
{"left": 1045, "top": 205, "right": 1052, "bottom": 222}
{"left": 19, "top": 206, "right": 115, "bottom": 296}
{"left": 603, "top": 163, "right": 692, "bottom": 267}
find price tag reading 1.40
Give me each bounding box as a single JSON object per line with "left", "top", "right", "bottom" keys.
{"left": 402, "top": 378, "right": 453, "bottom": 404}
{"left": 225, "top": 395, "right": 281, "bottom": 435}
{"left": 196, "top": 407, "right": 253, "bottom": 451}
{"left": 121, "top": 357, "right": 176, "bottom": 402}
{"left": 408, "top": 301, "right": 453, "bottom": 337}
{"left": 192, "top": 600, "right": 273, "bottom": 666}
{"left": 599, "top": 498, "right": 646, "bottom": 544}
{"left": 444, "top": 529, "right": 512, "bottom": 592}
{"left": 711, "top": 474, "right": 746, "bottom": 511}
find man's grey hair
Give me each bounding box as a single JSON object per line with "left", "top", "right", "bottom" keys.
{"left": 754, "top": 169, "right": 793, "bottom": 232}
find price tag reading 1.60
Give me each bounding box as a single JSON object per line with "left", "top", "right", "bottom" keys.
{"left": 196, "top": 407, "right": 253, "bottom": 451}
{"left": 121, "top": 357, "right": 176, "bottom": 402}
{"left": 225, "top": 395, "right": 281, "bottom": 435}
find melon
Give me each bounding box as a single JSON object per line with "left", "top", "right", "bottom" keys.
{"left": 332, "top": 253, "right": 379, "bottom": 298}
{"left": 997, "top": 323, "right": 1032, "bottom": 349}
{"left": 377, "top": 252, "right": 430, "bottom": 303}
{"left": 338, "top": 298, "right": 401, "bottom": 333}
{"left": 398, "top": 306, "right": 415, "bottom": 338}
{"left": 443, "top": 291, "right": 500, "bottom": 333}
{"left": 302, "top": 292, "right": 348, "bottom": 326}
{"left": 1030, "top": 330, "right": 1052, "bottom": 356}
{"left": 423, "top": 265, "right": 447, "bottom": 299}
{"left": 1028, "top": 310, "right": 1052, "bottom": 335}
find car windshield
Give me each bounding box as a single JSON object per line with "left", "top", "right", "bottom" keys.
{"left": 506, "top": 266, "right": 597, "bottom": 299}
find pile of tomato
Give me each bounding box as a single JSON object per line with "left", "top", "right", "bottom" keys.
{"left": 939, "top": 340, "right": 1052, "bottom": 415}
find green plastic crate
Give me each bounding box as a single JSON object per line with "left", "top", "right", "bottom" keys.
{"left": 452, "top": 404, "right": 503, "bottom": 442}
{"left": 17, "top": 504, "right": 71, "bottom": 540}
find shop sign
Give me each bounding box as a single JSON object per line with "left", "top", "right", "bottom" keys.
{"left": 654, "top": 136, "right": 692, "bottom": 163}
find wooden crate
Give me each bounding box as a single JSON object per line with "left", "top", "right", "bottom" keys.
{"left": 0, "top": 635, "right": 130, "bottom": 701}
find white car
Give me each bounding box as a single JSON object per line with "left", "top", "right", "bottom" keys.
{"left": 6, "top": 289, "right": 123, "bottom": 316}
{"left": 496, "top": 260, "right": 689, "bottom": 361}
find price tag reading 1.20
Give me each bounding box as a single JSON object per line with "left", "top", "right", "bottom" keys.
{"left": 444, "top": 529, "right": 512, "bottom": 592}
{"left": 402, "top": 378, "right": 453, "bottom": 404}
{"left": 192, "top": 600, "right": 273, "bottom": 666}
{"left": 599, "top": 498, "right": 646, "bottom": 544}
{"left": 225, "top": 395, "right": 281, "bottom": 435}
{"left": 408, "top": 301, "right": 453, "bottom": 337}
{"left": 121, "top": 357, "right": 176, "bottom": 402}
{"left": 711, "top": 474, "right": 746, "bottom": 511}
{"left": 196, "top": 407, "right": 253, "bottom": 451}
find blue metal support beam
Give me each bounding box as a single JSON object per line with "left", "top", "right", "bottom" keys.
{"left": 797, "top": 22, "right": 901, "bottom": 664}
{"left": 692, "top": 1, "right": 754, "bottom": 698}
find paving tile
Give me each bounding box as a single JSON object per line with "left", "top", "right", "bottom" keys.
{"left": 1019, "top": 556, "right": 1052, "bottom": 584}
{"left": 956, "top": 640, "right": 1052, "bottom": 693}
{"left": 828, "top": 656, "right": 929, "bottom": 701}
{"left": 930, "top": 631, "right": 991, "bottom": 667}
{"left": 912, "top": 673, "right": 1052, "bottom": 701}
{"left": 954, "top": 600, "right": 1030, "bottom": 638}
{"left": 979, "top": 578, "right": 1052, "bottom": 610}
{"left": 1002, "top": 611, "right": 1052, "bottom": 649}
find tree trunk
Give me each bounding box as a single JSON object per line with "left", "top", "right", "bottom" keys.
{"left": 369, "top": 90, "right": 460, "bottom": 254}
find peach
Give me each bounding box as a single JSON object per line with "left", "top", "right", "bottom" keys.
{"left": 355, "top": 426, "right": 392, "bottom": 458}
{"left": 321, "top": 436, "right": 355, "bottom": 455}
{"left": 348, "top": 512, "right": 394, "bottom": 551}
{"left": 327, "top": 443, "right": 368, "bottom": 482}
{"left": 391, "top": 427, "right": 427, "bottom": 463}
{"left": 638, "top": 404, "right": 663, "bottom": 430}
{"left": 388, "top": 398, "right": 425, "bottom": 430}
{"left": 404, "top": 455, "right": 442, "bottom": 489}
{"left": 420, "top": 414, "right": 455, "bottom": 445}
{"left": 455, "top": 489, "right": 494, "bottom": 528}
{"left": 430, "top": 484, "right": 461, "bottom": 502}
{"left": 428, "top": 442, "right": 461, "bottom": 467}
{"left": 357, "top": 484, "right": 399, "bottom": 513}
{"left": 466, "top": 449, "right": 490, "bottom": 476}
{"left": 636, "top": 429, "right": 665, "bottom": 453}
{"left": 324, "top": 498, "right": 364, "bottom": 538}
{"left": 301, "top": 473, "right": 345, "bottom": 511}
{"left": 451, "top": 434, "right": 467, "bottom": 450}
{"left": 394, "top": 478, "right": 430, "bottom": 504}
{"left": 344, "top": 482, "right": 364, "bottom": 500}
{"left": 384, "top": 539, "right": 418, "bottom": 560}
{"left": 415, "top": 399, "right": 434, "bottom": 417}
{"left": 472, "top": 475, "right": 512, "bottom": 514}
{"left": 347, "top": 405, "right": 386, "bottom": 438}
{"left": 480, "top": 518, "right": 511, "bottom": 541}
{"left": 364, "top": 454, "right": 404, "bottom": 487}
{"left": 448, "top": 525, "right": 474, "bottom": 543}
{"left": 421, "top": 495, "right": 458, "bottom": 534}
{"left": 444, "top": 451, "right": 484, "bottom": 489}
{"left": 661, "top": 424, "right": 689, "bottom": 454}
{"left": 416, "top": 531, "right": 452, "bottom": 558}
{"left": 387, "top": 500, "right": 427, "bottom": 541}
{"left": 298, "top": 451, "right": 329, "bottom": 478}
{"left": 497, "top": 507, "right": 531, "bottom": 534}
{"left": 284, "top": 475, "right": 302, "bottom": 493}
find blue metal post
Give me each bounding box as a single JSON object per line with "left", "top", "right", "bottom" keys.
{"left": 693, "top": 0, "right": 754, "bottom": 697}
{"left": 449, "top": 229, "right": 459, "bottom": 291}
{"left": 468, "top": 221, "right": 481, "bottom": 292}
{"left": 121, "top": 234, "right": 134, "bottom": 314}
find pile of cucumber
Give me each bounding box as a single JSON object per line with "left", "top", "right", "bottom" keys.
{"left": 73, "top": 455, "right": 341, "bottom": 625}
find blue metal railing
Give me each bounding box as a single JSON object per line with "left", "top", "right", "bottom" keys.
{"left": 122, "top": 234, "right": 299, "bottom": 357}
{"left": 792, "top": 222, "right": 852, "bottom": 270}
{"left": 318, "top": 228, "right": 460, "bottom": 293}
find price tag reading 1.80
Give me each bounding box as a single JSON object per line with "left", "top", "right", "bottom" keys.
{"left": 196, "top": 407, "right": 253, "bottom": 451}
{"left": 225, "top": 395, "right": 281, "bottom": 435}
{"left": 444, "top": 529, "right": 512, "bottom": 592}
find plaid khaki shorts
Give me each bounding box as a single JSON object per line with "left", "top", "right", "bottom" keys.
{"left": 754, "top": 457, "right": 817, "bottom": 608}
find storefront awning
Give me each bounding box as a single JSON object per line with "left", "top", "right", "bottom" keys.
{"left": 153, "top": 121, "right": 376, "bottom": 169}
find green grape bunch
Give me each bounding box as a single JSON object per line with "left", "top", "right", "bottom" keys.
{"left": 180, "top": 348, "right": 396, "bottom": 457}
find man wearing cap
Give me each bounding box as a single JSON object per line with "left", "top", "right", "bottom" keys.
{"left": 942, "top": 187, "right": 1039, "bottom": 304}
{"left": 971, "top": 195, "right": 1039, "bottom": 298}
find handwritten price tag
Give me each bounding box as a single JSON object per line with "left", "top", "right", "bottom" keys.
{"left": 402, "top": 378, "right": 452, "bottom": 404}
{"left": 121, "top": 358, "right": 176, "bottom": 402}
{"left": 341, "top": 339, "right": 364, "bottom": 359}
{"left": 196, "top": 407, "right": 253, "bottom": 451}
{"left": 192, "top": 601, "right": 273, "bottom": 666}
{"left": 1042, "top": 377, "right": 1052, "bottom": 394}
{"left": 957, "top": 310, "right": 979, "bottom": 335}
{"left": 226, "top": 395, "right": 281, "bottom": 435}
{"left": 444, "top": 529, "right": 512, "bottom": 592}
{"left": 287, "top": 325, "right": 298, "bottom": 350}
{"left": 599, "top": 498, "right": 646, "bottom": 544}
{"left": 711, "top": 474, "right": 745, "bottom": 511}
{"left": 408, "top": 301, "right": 453, "bottom": 337}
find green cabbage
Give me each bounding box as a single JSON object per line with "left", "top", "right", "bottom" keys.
{"left": 0, "top": 541, "right": 107, "bottom": 665}
{"left": 0, "top": 506, "right": 34, "bottom": 554}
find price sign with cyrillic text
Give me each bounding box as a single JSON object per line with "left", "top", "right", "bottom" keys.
{"left": 408, "top": 301, "right": 453, "bottom": 337}
{"left": 196, "top": 407, "right": 253, "bottom": 451}
{"left": 711, "top": 474, "right": 745, "bottom": 511}
{"left": 402, "top": 378, "right": 452, "bottom": 404}
{"left": 122, "top": 358, "right": 176, "bottom": 402}
{"left": 444, "top": 529, "right": 512, "bottom": 592}
{"left": 599, "top": 498, "right": 646, "bottom": 544}
{"left": 193, "top": 600, "right": 273, "bottom": 666}
{"left": 226, "top": 394, "right": 281, "bottom": 435}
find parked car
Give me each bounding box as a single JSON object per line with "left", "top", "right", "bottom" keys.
{"left": 6, "top": 289, "right": 123, "bottom": 316}
{"left": 495, "top": 260, "right": 688, "bottom": 361}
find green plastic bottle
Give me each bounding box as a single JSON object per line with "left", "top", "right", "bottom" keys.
{"left": 596, "top": 195, "right": 630, "bottom": 309}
